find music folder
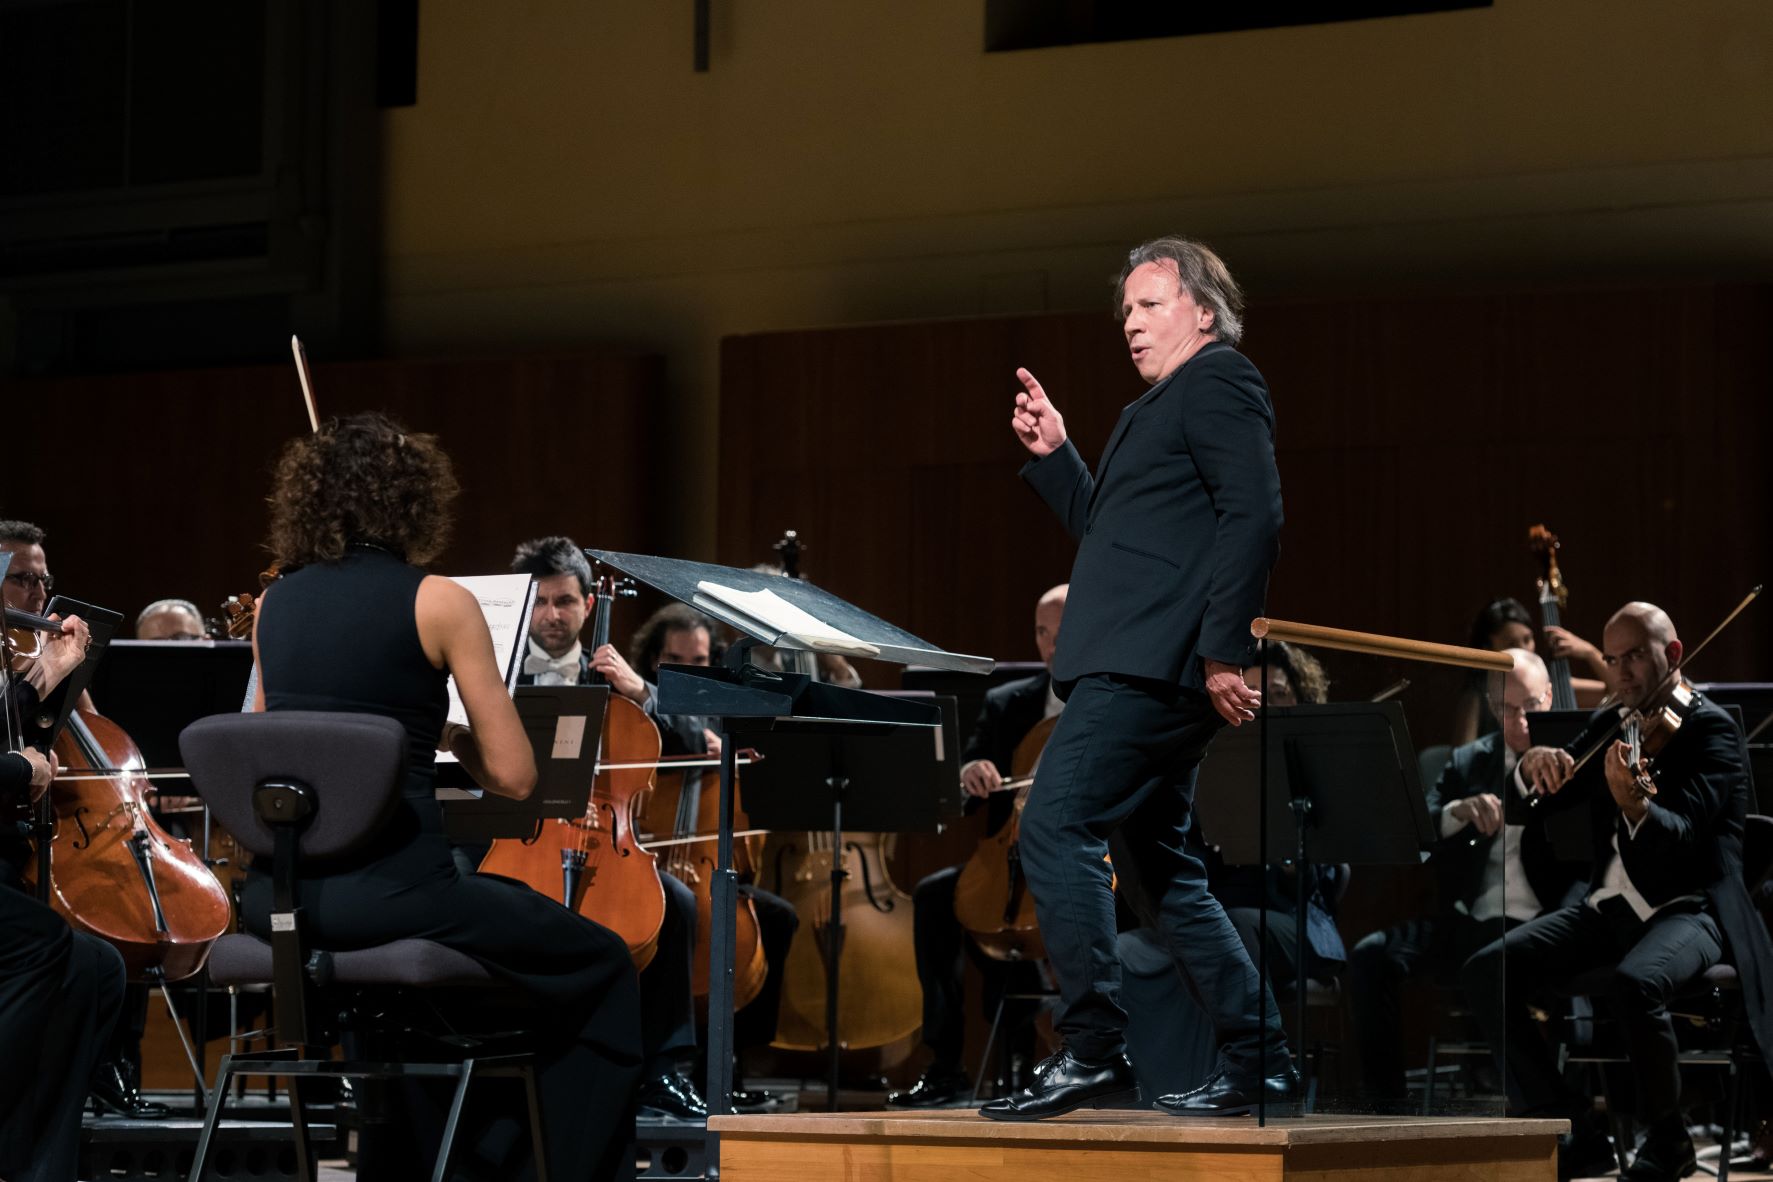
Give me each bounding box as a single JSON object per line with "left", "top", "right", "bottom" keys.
{"left": 439, "top": 685, "right": 609, "bottom": 841}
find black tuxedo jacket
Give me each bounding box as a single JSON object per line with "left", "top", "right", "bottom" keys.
{"left": 1546, "top": 696, "right": 1773, "bottom": 1064}
{"left": 961, "top": 672, "right": 1050, "bottom": 835}
{"left": 1427, "top": 731, "right": 1589, "bottom": 917}
{"left": 1021, "top": 342, "right": 1282, "bottom": 691}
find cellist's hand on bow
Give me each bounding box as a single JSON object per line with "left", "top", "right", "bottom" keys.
{"left": 702, "top": 728, "right": 723, "bottom": 759}
{"left": 1520, "top": 745, "right": 1574, "bottom": 795}
{"left": 21, "top": 614, "right": 89, "bottom": 695}
{"left": 1010, "top": 368, "right": 1067, "bottom": 458}
{"left": 960, "top": 758, "right": 1002, "bottom": 799}
{"left": 1204, "top": 659, "right": 1261, "bottom": 726}
{"left": 589, "top": 644, "right": 648, "bottom": 704}
{"left": 22, "top": 746, "right": 56, "bottom": 799}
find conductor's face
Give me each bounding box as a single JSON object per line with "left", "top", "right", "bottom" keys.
{"left": 1122, "top": 260, "right": 1217, "bottom": 384}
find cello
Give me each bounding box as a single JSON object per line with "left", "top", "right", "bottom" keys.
{"left": 3, "top": 611, "right": 231, "bottom": 982}
{"left": 639, "top": 756, "right": 769, "bottom": 1011}
{"left": 479, "top": 571, "right": 667, "bottom": 970}
{"left": 952, "top": 714, "right": 1057, "bottom": 962}
{"left": 1528, "top": 524, "right": 1579, "bottom": 710}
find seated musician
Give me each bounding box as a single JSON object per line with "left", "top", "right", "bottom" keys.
{"left": 1463, "top": 603, "right": 1771, "bottom": 1182}
{"left": 594, "top": 601, "right": 801, "bottom": 1111}
{"left": 1117, "top": 641, "right": 1343, "bottom": 1099}
{"left": 886, "top": 584, "right": 1067, "bottom": 1108}
{"left": 245, "top": 417, "right": 641, "bottom": 1180}
{"left": 1, "top": 519, "right": 161, "bottom": 1120}
{"left": 1, "top": 584, "right": 123, "bottom": 1182}
{"left": 1452, "top": 597, "right": 1606, "bottom": 745}
{"left": 135, "top": 598, "right": 206, "bottom": 640}
{"left": 510, "top": 534, "right": 706, "bottom": 1121}
{"left": 1348, "top": 648, "right": 1589, "bottom": 1112}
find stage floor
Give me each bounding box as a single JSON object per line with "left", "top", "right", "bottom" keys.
{"left": 708, "top": 1108, "right": 1568, "bottom": 1181}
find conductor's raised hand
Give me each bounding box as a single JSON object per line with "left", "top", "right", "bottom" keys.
{"left": 1204, "top": 658, "right": 1261, "bottom": 727}
{"left": 1010, "top": 368, "right": 1067, "bottom": 457}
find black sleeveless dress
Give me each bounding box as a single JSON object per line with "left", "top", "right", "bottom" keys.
{"left": 246, "top": 546, "right": 640, "bottom": 1181}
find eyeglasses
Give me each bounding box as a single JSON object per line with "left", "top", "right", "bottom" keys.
{"left": 3, "top": 570, "right": 53, "bottom": 594}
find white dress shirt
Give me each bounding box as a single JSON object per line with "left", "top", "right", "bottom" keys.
{"left": 523, "top": 638, "right": 583, "bottom": 686}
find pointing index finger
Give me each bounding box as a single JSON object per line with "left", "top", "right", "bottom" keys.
{"left": 1016, "top": 367, "right": 1047, "bottom": 403}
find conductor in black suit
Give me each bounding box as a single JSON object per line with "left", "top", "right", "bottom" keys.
{"left": 1464, "top": 603, "right": 1773, "bottom": 1182}
{"left": 980, "top": 237, "right": 1291, "bottom": 1120}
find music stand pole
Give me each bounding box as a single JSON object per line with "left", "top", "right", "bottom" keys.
{"left": 1257, "top": 643, "right": 1268, "bottom": 1126}
{"left": 706, "top": 716, "right": 741, "bottom": 1121}
{"left": 825, "top": 772, "right": 849, "bottom": 1112}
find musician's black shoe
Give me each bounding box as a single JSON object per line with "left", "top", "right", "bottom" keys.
{"left": 886, "top": 1067, "right": 971, "bottom": 1108}
{"left": 730, "top": 1087, "right": 783, "bottom": 1112}
{"left": 1556, "top": 1126, "right": 1617, "bottom": 1181}
{"left": 1154, "top": 1065, "right": 1300, "bottom": 1117}
{"left": 90, "top": 1061, "right": 172, "bottom": 1120}
{"left": 638, "top": 1072, "right": 708, "bottom": 1122}
{"left": 977, "top": 1048, "right": 1139, "bottom": 1121}
{"left": 1623, "top": 1119, "right": 1696, "bottom": 1181}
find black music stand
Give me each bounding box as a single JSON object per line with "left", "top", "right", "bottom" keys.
{"left": 740, "top": 704, "right": 956, "bottom": 1103}
{"left": 588, "top": 549, "right": 991, "bottom": 1134}
{"left": 1194, "top": 697, "right": 1434, "bottom": 1119}
{"left": 441, "top": 685, "right": 610, "bottom": 844}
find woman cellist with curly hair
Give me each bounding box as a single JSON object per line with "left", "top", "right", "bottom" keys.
{"left": 244, "top": 412, "right": 640, "bottom": 1180}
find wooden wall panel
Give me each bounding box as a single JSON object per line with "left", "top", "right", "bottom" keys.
{"left": 719, "top": 284, "right": 1773, "bottom": 735}
{"left": 2, "top": 352, "right": 666, "bottom": 641}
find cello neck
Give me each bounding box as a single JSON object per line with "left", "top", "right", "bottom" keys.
{"left": 1538, "top": 583, "right": 1577, "bottom": 710}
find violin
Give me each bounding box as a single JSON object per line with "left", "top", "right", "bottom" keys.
{"left": 478, "top": 571, "right": 667, "bottom": 970}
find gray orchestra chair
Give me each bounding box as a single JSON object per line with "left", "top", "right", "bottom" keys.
{"left": 179, "top": 710, "right": 546, "bottom": 1182}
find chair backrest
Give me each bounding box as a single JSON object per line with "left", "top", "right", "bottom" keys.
{"left": 180, "top": 711, "right": 407, "bottom": 862}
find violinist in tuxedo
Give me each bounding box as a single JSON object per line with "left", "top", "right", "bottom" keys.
{"left": 1463, "top": 603, "right": 1772, "bottom": 1182}
{"left": 1, "top": 571, "right": 121, "bottom": 1182}
{"left": 1348, "top": 648, "right": 1589, "bottom": 1110}
{"left": 986, "top": 237, "right": 1290, "bottom": 1121}
{"left": 887, "top": 584, "right": 1066, "bottom": 1108}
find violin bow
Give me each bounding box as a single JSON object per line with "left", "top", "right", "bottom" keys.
{"left": 291, "top": 335, "right": 320, "bottom": 433}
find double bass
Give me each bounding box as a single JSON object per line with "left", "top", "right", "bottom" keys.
{"left": 761, "top": 531, "right": 922, "bottom": 1062}
{"left": 1528, "top": 524, "right": 1580, "bottom": 710}
{"left": 479, "top": 572, "right": 667, "bottom": 970}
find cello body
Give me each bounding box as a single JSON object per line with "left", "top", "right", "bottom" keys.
{"left": 952, "top": 715, "right": 1057, "bottom": 962}
{"left": 768, "top": 830, "right": 920, "bottom": 1059}
{"left": 478, "top": 692, "right": 666, "bottom": 971}
{"left": 28, "top": 710, "right": 232, "bottom": 982}
{"left": 640, "top": 762, "right": 768, "bottom": 1012}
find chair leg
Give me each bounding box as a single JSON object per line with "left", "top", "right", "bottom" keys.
{"left": 188, "top": 1055, "right": 236, "bottom": 1182}
{"left": 970, "top": 995, "right": 1008, "bottom": 1105}
{"left": 1421, "top": 1035, "right": 1438, "bottom": 1115}
{"left": 522, "top": 1062, "right": 549, "bottom": 1182}
{"left": 432, "top": 1059, "right": 479, "bottom": 1182}
{"left": 1718, "top": 1059, "right": 1740, "bottom": 1182}
{"left": 289, "top": 1074, "right": 315, "bottom": 1182}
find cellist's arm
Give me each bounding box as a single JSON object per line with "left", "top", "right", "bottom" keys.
{"left": 417, "top": 576, "right": 536, "bottom": 800}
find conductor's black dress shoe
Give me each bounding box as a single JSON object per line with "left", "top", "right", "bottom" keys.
{"left": 978, "top": 1048, "right": 1139, "bottom": 1121}
{"left": 1154, "top": 1065, "right": 1300, "bottom": 1117}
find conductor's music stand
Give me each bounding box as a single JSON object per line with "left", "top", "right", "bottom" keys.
{"left": 588, "top": 549, "right": 992, "bottom": 1138}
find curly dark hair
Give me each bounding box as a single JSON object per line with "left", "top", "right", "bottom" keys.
{"left": 266, "top": 413, "right": 459, "bottom": 567}
{"left": 1250, "top": 640, "right": 1330, "bottom": 705}
{"left": 629, "top": 603, "right": 723, "bottom": 676}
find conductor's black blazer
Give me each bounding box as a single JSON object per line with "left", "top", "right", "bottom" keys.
{"left": 1022, "top": 341, "right": 1283, "bottom": 691}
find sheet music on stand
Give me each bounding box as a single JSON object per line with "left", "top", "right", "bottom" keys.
{"left": 435, "top": 574, "right": 537, "bottom": 781}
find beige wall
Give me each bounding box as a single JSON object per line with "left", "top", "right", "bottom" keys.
{"left": 381, "top": 0, "right": 1773, "bottom": 553}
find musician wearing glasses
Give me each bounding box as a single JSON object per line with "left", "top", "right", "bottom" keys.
{"left": 1347, "top": 649, "right": 1589, "bottom": 1112}
{"left": 1, "top": 522, "right": 117, "bottom": 1182}
{"left": 1463, "top": 603, "right": 1772, "bottom": 1182}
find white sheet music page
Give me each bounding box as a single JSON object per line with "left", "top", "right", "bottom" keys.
{"left": 438, "top": 573, "right": 537, "bottom": 762}
{"left": 692, "top": 580, "right": 881, "bottom": 657}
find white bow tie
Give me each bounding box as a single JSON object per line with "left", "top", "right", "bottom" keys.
{"left": 524, "top": 647, "right": 580, "bottom": 680}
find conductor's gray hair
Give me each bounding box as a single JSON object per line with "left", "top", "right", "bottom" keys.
{"left": 1114, "top": 237, "right": 1245, "bottom": 346}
